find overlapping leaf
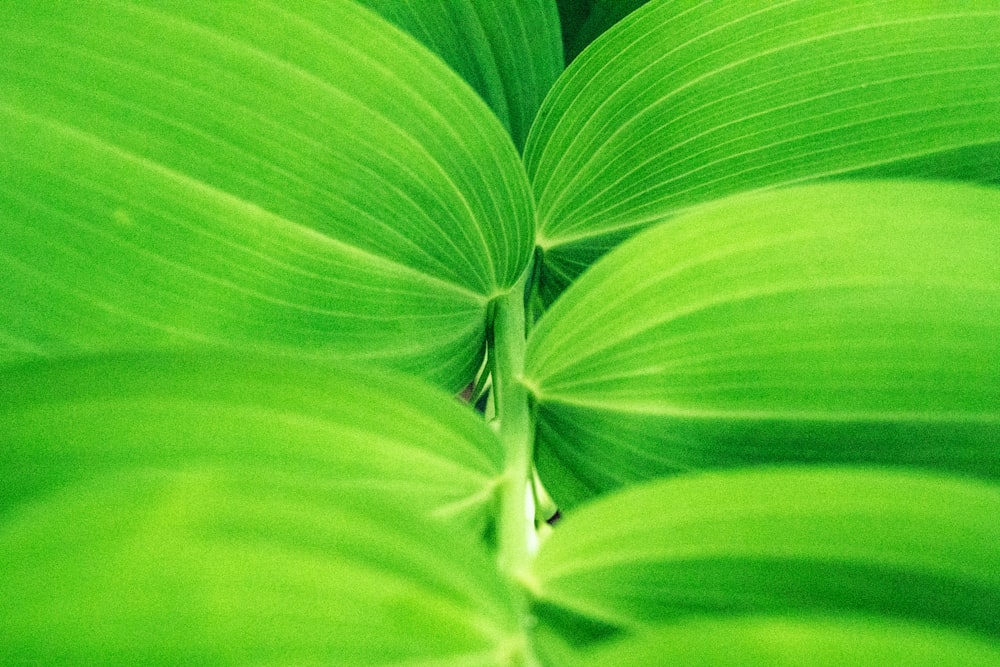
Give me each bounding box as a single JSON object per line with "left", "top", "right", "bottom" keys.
{"left": 528, "top": 468, "right": 1000, "bottom": 638}
{"left": 527, "top": 0, "right": 1000, "bottom": 300}
{"left": 0, "top": 351, "right": 504, "bottom": 534}
{"left": 557, "top": 0, "right": 649, "bottom": 64}
{"left": 0, "top": 349, "right": 525, "bottom": 662}
{"left": 0, "top": 1, "right": 535, "bottom": 389}
{"left": 0, "top": 469, "right": 523, "bottom": 665}
{"left": 524, "top": 181, "right": 1000, "bottom": 505}
{"left": 569, "top": 616, "right": 1000, "bottom": 666}
{"left": 360, "top": 0, "right": 563, "bottom": 151}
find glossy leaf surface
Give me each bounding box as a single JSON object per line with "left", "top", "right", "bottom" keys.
{"left": 0, "top": 1, "right": 535, "bottom": 389}
{"left": 525, "top": 181, "right": 1000, "bottom": 505}
{"left": 361, "top": 0, "right": 563, "bottom": 151}
{"left": 529, "top": 468, "right": 1000, "bottom": 636}
{"left": 0, "top": 470, "right": 523, "bottom": 665}
{"left": 570, "top": 616, "right": 1000, "bottom": 666}
{"left": 527, "top": 0, "right": 1000, "bottom": 299}
{"left": 0, "top": 350, "right": 504, "bottom": 535}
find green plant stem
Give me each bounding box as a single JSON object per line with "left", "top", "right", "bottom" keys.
{"left": 492, "top": 268, "right": 535, "bottom": 581}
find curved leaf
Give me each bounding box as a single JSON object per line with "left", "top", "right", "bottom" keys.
{"left": 526, "top": 0, "right": 1000, "bottom": 300}
{"left": 570, "top": 616, "right": 1000, "bottom": 666}
{"left": 0, "top": 350, "right": 504, "bottom": 535}
{"left": 0, "top": 469, "right": 525, "bottom": 665}
{"left": 559, "top": 0, "right": 649, "bottom": 64}
{"left": 360, "top": 0, "right": 563, "bottom": 151}
{"left": 525, "top": 181, "right": 1000, "bottom": 505}
{"left": 528, "top": 468, "right": 1000, "bottom": 637}
{"left": 555, "top": 0, "right": 591, "bottom": 58}
{"left": 0, "top": 1, "right": 535, "bottom": 389}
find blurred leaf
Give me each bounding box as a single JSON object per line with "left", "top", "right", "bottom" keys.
{"left": 0, "top": 350, "right": 504, "bottom": 535}
{"left": 0, "top": 468, "right": 524, "bottom": 665}
{"left": 555, "top": 0, "right": 591, "bottom": 59}
{"left": 0, "top": 1, "right": 535, "bottom": 390}
{"left": 525, "top": 181, "right": 1000, "bottom": 505}
{"left": 360, "top": 0, "right": 563, "bottom": 151}
{"left": 526, "top": 0, "right": 1000, "bottom": 301}
{"left": 559, "top": 0, "right": 649, "bottom": 64}
{"left": 528, "top": 468, "right": 1000, "bottom": 637}
{"left": 569, "top": 616, "right": 1000, "bottom": 666}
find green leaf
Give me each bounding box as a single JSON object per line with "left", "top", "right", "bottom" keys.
{"left": 524, "top": 181, "right": 1000, "bottom": 505}
{"left": 0, "top": 350, "right": 504, "bottom": 536}
{"left": 0, "top": 469, "right": 524, "bottom": 665}
{"left": 527, "top": 468, "right": 1000, "bottom": 638}
{"left": 570, "top": 616, "right": 1000, "bottom": 666}
{"left": 559, "top": 0, "right": 650, "bottom": 64}
{"left": 359, "top": 0, "right": 563, "bottom": 152}
{"left": 0, "top": 1, "right": 535, "bottom": 389}
{"left": 555, "top": 0, "right": 591, "bottom": 58}
{"left": 526, "top": 0, "right": 1000, "bottom": 300}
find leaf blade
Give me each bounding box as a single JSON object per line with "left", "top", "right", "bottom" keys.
{"left": 529, "top": 468, "right": 1000, "bottom": 637}
{"left": 0, "top": 468, "right": 523, "bottom": 665}
{"left": 360, "top": 0, "right": 564, "bottom": 151}
{"left": 525, "top": 181, "right": 1000, "bottom": 504}
{"left": 526, "top": 0, "right": 1000, "bottom": 298}
{"left": 0, "top": 350, "right": 505, "bottom": 535}
{"left": 0, "top": 1, "right": 535, "bottom": 388}
{"left": 570, "top": 616, "right": 1000, "bottom": 666}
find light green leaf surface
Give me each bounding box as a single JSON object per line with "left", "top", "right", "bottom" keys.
{"left": 0, "top": 1, "right": 535, "bottom": 389}
{"left": 526, "top": 0, "right": 1000, "bottom": 300}
{"left": 0, "top": 350, "right": 504, "bottom": 535}
{"left": 570, "top": 616, "right": 1000, "bottom": 666}
{"left": 528, "top": 468, "right": 1000, "bottom": 637}
{"left": 360, "top": 0, "right": 563, "bottom": 152}
{"left": 0, "top": 469, "right": 524, "bottom": 665}
{"left": 525, "top": 181, "right": 1000, "bottom": 505}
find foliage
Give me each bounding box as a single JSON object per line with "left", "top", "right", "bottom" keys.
{"left": 2, "top": 1, "right": 999, "bottom": 664}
